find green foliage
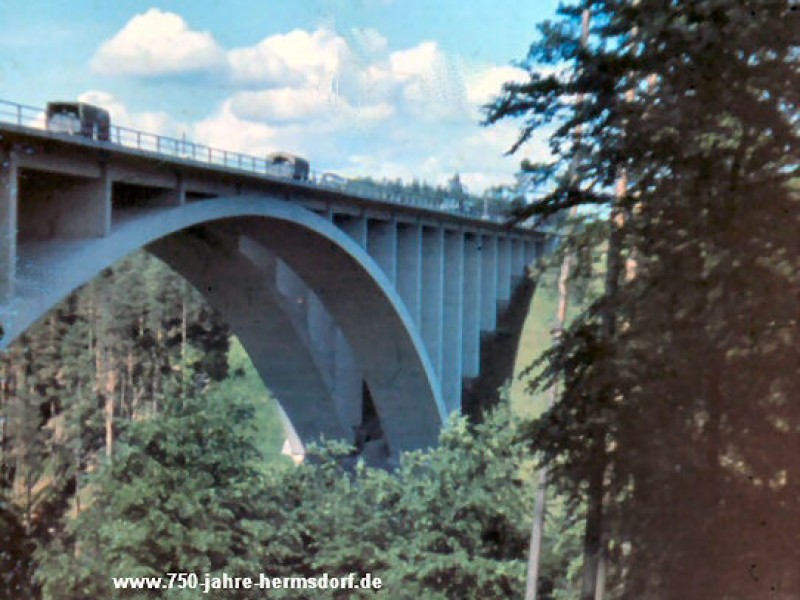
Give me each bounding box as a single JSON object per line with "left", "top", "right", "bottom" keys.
{"left": 1, "top": 246, "right": 584, "bottom": 599}
{"left": 247, "top": 406, "right": 580, "bottom": 600}
{"left": 30, "top": 397, "right": 582, "bottom": 600}
{"left": 34, "top": 387, "right": 265, "bottom": 600}
{"left": 218, "top": 338, "right": 290, "bottom": 467}
{"left": 0, "top": 250, "right": 242, "bottom": 597}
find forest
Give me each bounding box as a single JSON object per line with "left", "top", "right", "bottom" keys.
{"left": 0, "top": 250, "right": 582, "bottom": 599}
{"left": 2, "top": 1, "right": 799, "bottom": 598}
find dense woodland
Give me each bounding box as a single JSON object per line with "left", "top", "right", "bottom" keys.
{"left": 1, "top": 1, "right": 798, "bottom": 598}
{"left": 0, "top": 251, "right": 582, "bottom": 599}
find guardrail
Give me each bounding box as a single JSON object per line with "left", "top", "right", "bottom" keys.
{"left": 0, "top": 98, "right": 511, "bottom": 221}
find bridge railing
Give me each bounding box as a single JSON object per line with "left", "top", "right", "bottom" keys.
{"left": 0, "top": 99, "right": 45, "bottom": 129}
{"left": 0, "top": 98, "right": 514, "bottom": 222}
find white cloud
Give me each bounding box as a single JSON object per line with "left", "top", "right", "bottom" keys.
{"left": 228, "top": 29, "right": 348, "bottom": 89}
{"left": 388, "top": 41, "right": 438, "bottom": 79}
{"left": 91, "top": 9, "right": 226, "bottom": 77}
{"left": 465, "top": 65, "right": 528, "bottom": 106}
{"left": 87, "top": 13, "right": 550, "bottom": 193}
{"left": 347, "top": 28, "right": 389, "bottom": 61}
{"left": 230, "top": 88, "right": 330, "bottom": 123}
{"left": 191, "top": 100, "right": 279, "bottom": 155}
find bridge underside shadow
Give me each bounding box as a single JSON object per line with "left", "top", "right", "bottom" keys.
{"left": 462, "top": 277, "right": 537, "bottom": 419}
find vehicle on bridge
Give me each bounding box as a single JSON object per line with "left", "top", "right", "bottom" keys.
{"left": 320, "top": 172, "right": 348, "bottom": 189}
{"left": 267, "top": 152, "right": 310, "bottom": 181}
{"left": 46, "top": 101, "right": 111, "bottom": 142}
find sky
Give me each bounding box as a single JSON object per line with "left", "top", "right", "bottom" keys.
{"left": 0, "top": 1, "right": 560, "bottom": 193}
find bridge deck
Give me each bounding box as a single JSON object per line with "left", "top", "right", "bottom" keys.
{"left": 0, "top": 99, "right": 523, "bottom": 230}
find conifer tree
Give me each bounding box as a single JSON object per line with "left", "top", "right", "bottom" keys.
{"left": 486, "top": 0, "right": 798, "bottom": 596}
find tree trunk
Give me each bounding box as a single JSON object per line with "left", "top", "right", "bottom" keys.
{"left": 525, "top": 466, "right": 549, "bottom": 600}
{"left": 104, "top": 350, "right": 116, "bottom": 459}
{"left": 581, "top": 196, "right": 624, "bottom": 600}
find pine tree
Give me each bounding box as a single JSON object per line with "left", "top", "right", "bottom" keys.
{"left": 486, "top": 0, "right": 799, "bottom": 596}
{"left": 35, "top": 379, "right": 264, "bottom": 600}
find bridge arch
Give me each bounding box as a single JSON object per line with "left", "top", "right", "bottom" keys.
{"left": 4, "top": 197, "right": 446, "bottom": 455}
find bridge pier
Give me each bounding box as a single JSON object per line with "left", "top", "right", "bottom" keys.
{"left": 421, "top": 226, "right": 445, "bottom": 380}
{"left": 0, "top": 149, "right": 17, "bottom": 304}
{"left": 511, "top": 238, "right": 526, "bottom": 283}
{"left": 497, "top": 237, "right": 512, "bottom": 309}
{"left": 462, "top": 233, "right": 481, "bottom": 378}
{"left": 367, "top": 218, "right": 397, "bottom": 285}
{"left": 396, "top": 222, "right": 422, "bottom": 328}
{"left": 150, "top": 173, "right": 186, "bottom": 206}
{"left": 442, "top": 229, "right": 464, "bottom": 413}
{"left": 480, "top": 234, "right": 498, "bottom": 332}
{"left": 335, "top": 214, "right": 368, "bottom": 248}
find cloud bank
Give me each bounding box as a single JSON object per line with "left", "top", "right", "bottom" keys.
{"left": 90, "top": 9, "right": 535, "bottom": 192}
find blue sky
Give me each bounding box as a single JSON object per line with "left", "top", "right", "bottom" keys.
{"left": 0, "top": 1, "right": 559, "bottom": 191}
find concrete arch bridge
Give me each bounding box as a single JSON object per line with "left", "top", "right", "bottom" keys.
{"left": 0, "top": 113, "right": 544, "bottom": 462}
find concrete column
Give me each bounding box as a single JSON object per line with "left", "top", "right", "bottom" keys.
{"left": 55, "top": 166, "right": 111, "bottom": 237}
{"left": 480, "top": 234, "right": 498, "bottom": 332}
{"left": 336, "top": 214, "right": 367, "bottom": 248}
{"left": 421, "top": 226, "right": 444, "bottom": 380}
{"left": 462, "top": 233, "right": 481, "bottom": 378}
{"left": 0, "top": 150, "right": 18, "bottom": 303}
{"left": 367, "top": 218, "right": 397, "bottom": 285}
{"left": 497, "top": 236, "right": 512, "bottom": 306}
{"left": 333, "top": 329, "right": 362, "bottom": 442}
{"left": 511, "top": 237, "right": 526, "bottom": 279}
{"left": 152, "top": 173, "right": 186, "bottom": 206}
{"left": 396, "top": 222, "right": 422, "bottom": 327}
{"left": 442, "top": 229, "right": 464, "bottom": 413}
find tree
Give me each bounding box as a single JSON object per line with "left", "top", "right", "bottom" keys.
{"left": 0, "top": 251, "right": 235, "bottom": 598}
{"left": 35, "top": 381, "right": 265, "bottom": 600}
{"left": 244, "top": 405, "right": 581, "bottom": 599}
{"left": 485, "top": 0, "right": 798, "bottom": 596}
